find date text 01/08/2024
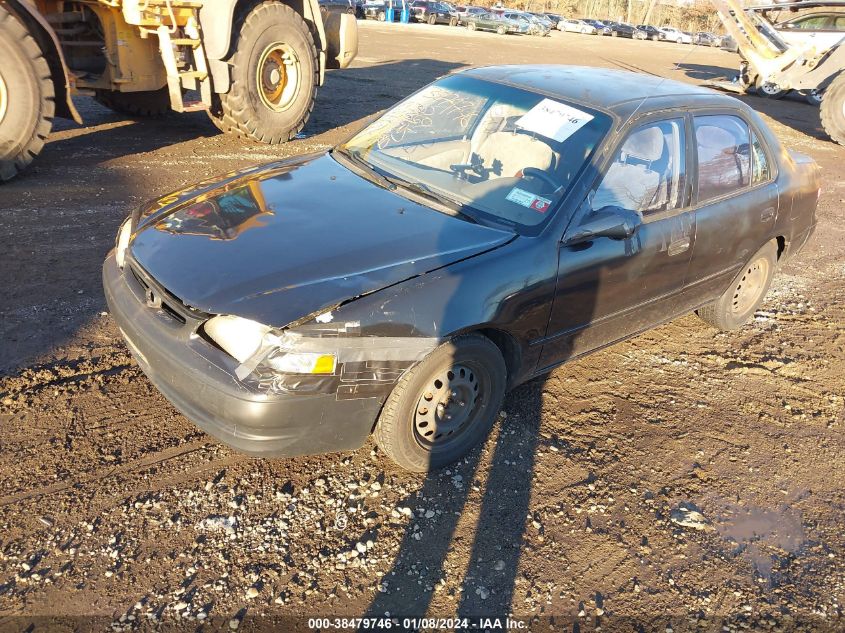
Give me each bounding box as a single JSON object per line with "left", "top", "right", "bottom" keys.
{"left": 307, "top": 617, "right": 529, "bottom": 629}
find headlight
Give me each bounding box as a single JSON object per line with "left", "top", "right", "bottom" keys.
{"left": 203, "top": 315, "right": 337, "bottom": 383}
{"left": 204, "top": 315, "right": 271, "bottom": 363}
{"left": 115, "top": 218, "right": 132, "bottom": 269}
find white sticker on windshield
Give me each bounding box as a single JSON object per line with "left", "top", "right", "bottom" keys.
{"left": 515, "top": 98, "right": 594, "bottom": 143}
{"left": 506, "top": 187, "right": 552, "bottom": 213}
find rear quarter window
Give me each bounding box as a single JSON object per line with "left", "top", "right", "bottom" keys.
{"left": 694, "top": 114, "right": 752, "bottom": 202}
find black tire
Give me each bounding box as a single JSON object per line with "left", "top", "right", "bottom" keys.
{"left": 428, "top": 13, "right": 436, "bottom": 24}
{"left": 467, "top": 21, "right": 476, "bottom": 30}
{"left": 374, "top": 334, "right": 507, "bottom": 472}
{"left": 94, "top": 86, "right": 171, "bottom": 117}
{"left": 821, "top": 73, "right": 845, "bottom": 145}
{"left": 651, "top": 34, "right": 659, "bottom": 41}
{"left": 449, "top": 16, "right": 457, "bottom": 26}
{"left": 496, "top": 24, "right": 506, "bottom": 34}
{"left": 377, "top": 10, "right": 386, "bottom": 21}
{"left": 209, "top": 1, "right": 317, "bottom": 144}
{"left": 696, "top": 242, "right": 777, "bottom": 331}
{"left": 611, "top": 30, "right": 618, "bottom": 36}
{"left": 0, "top": 5, "right": 54, "bottom": 182}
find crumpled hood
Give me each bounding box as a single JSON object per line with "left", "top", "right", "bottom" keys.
{"left": 128, "top": 152, "right": 513, "bottom": 327}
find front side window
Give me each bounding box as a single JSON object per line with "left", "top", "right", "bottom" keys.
{"left": 592, "top": 118, "right": 687, "bottom": 216}
{"left": 338, "top": 75, "right": 611, "bottom": 234}
{"left": 694, "top": 114, "right": 751, "bottom": 202}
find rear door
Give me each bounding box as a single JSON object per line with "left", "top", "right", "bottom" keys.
{"left": 683, "top": 111, "right": 780, "bottom": 303}
{"left": 538, "top": 115, "right": 695, "bottom": 369}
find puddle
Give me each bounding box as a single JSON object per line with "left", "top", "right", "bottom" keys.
{"left": 710, "top": 502, "right": 806, "bottom": 584}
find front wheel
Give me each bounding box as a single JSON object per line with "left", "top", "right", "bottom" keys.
{"left": 428, "top": 13, "right": 436, "bottom": 24}
{"left": 820, "top": 73, "right": 845, "bottom": 145}
{"left": 449, "top": 16, "right": 458, "bottom": 26}
{"left": 0, "top": 4, "right": 54, "bottom": 182}
{"left": 696, "top": 242, "right": 777, "bottom": 331}
{"left": 496, "top": 24, "right": 506, "bottom": 34}
{"left": 467, "top": 21, "right": 476, "bottom": 30}
{"left": 374, "top": 334, "right": 507, "bottom": 472}
{"left": 377, "top": 10, "right": 386, "bottom": 20}
{"left": 209, "top": 1, "right": 317, "bottom": 144}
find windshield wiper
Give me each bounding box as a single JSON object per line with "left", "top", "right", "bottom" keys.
{"left": 383, "top": 175, "right": 479, "bottom": 224}
{"left": 332, "top": 147, "right": 394, "bottom": 190}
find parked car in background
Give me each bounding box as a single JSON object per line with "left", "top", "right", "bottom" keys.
{"left": 659, "top": 26, "right": 693, "bottom": 43}
{"left": 721, "top": 33, "right": 739, "bottom": 52}
{"left": 455, "top": 3, "right": 486, "bottom": 22}
{"left": 559, "top": 17, "right": 597, "bottom": 33}
{"left": 519, "top": 11, "right": 553, "bottom": 35}
{"left": 410, "top": 0, "right": 458, "bottom": 24}
{"left": 604, "top": 21, "right": 642, "bottom": 38}
{"left": 465, "top": 10, "right": 527, "bottom": 33}
{"left": 693, "top": 31, "right": 722, "bottom": 46}
{"left": 104, "top": 65, "right": 820, "bottom": 472}
{"left": 362, "top": 0, "right": 397, "bottom": 20}
{"left": 536, "top": 12, "right": 563, "bottom": 28}
{"left": 775, "top": 11, "right": 845, "bottom": 50}
{"left": 636, "top": 24, "right": 662, "bottom": 40}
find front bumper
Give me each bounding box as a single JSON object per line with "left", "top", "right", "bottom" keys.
{"left": 102, "top": 252, "right": 382, "bottom": 458}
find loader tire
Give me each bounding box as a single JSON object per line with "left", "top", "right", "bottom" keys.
{"left": 209, "top": 1, "right": 318, "bottom": 144}
{"left": 94, "top": 87, "right": 171, "bottom": 117}
{"left": 0, "top": 4, "right": 54, "bottom": 182}
{"left": 820, "top": 73, "right": 845, "bottom": 146}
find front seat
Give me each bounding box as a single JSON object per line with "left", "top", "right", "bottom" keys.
{"left": 592, "top": 126, "right": 665, "bottom": 215}
{"left": 472, "top": 130, "right": 555, "bottom": 179}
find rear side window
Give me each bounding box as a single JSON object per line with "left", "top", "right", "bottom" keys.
{"left": 750, "top": 132, "right": 771, "bottom": 185}
{"left": 833, "top": 15, "right": 845, "bottom": 30}
{"left": 694, "top": 114, "right": 751, "bottom": 202}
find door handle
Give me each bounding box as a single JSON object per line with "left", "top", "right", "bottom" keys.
{"left": 761, "top": 207, "right": 776, "bottom": 222}
{"left": 667, "top": 236, "right": 691, "bottom": 256}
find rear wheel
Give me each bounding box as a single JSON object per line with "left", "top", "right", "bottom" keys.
{"left": 428, "top": 12, "right": 436, "bottom": 24}
{"left": 467, "top": 20, "right": 476, "bottom": 30}
{"left": 449, "top": 16, "right": 457, "bottom": 26}
{"left": 94, "top": 86, "right": 171, "bottom": 117}
{"left": 374, "top": 334, "right": 507, "bottom": 472}
{"left": 377, "top": 10, "right": 386, "bottom": 20}
{"left": 496, "top": 24, "right": 506, "bottom": 34}
{"left": 696, "top": 242, "right": 777, "bottom": 330}
{"left": 209, "top": 1, "right": 317, "bottom": 144}
{"left": 820, "top": 73, "right": 845, "bottom": 145}
{"left": 0, "top": 4, "right": 54, "bottom": 182}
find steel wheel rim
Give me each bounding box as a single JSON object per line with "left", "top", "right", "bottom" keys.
{"left": 256, "top": 42, "right": 301, "bottom": 112}
{"left": 413, "top": 363, "right": 483, "bottom": 451}
{"left": 732, "top": 257, "right": 769, "bottom": 315}
{"left": 0, "top": 71, "right": 7, "bottom": 125}
{"left": 760, "top": 81, "right": 783, "bottom": 96}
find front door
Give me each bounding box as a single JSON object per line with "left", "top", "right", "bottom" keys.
{"left": 538, "top": 116, "right": 695, "bottom": 370}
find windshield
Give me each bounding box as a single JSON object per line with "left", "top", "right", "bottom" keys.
{"left": 337, "top": 75, "right": 611, "bottom": 235}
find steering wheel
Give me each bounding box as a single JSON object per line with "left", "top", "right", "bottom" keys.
{"left": 521, "top": 167, "right": 559, "bottom": 190}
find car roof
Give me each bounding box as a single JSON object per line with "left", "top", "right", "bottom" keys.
{"left": 460, "top": 65, "right": 735, "bottom": 120}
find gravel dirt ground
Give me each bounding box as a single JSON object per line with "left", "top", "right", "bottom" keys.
{"left": 1, "top": 21, "right": 844, "bottom": 632}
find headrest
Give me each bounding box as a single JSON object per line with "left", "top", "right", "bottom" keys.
{"left": 696, "top": 125, "right": 739, "bottom": 154}
{"left": 623, "top": 126, "right": 664, "bottom": 162}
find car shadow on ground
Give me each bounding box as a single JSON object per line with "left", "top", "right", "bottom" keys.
{"left": 675, "top": 62, "right": 828, "bottom": 142}
{"left": 361, "top": 376, "right": 547, "bottom": 621}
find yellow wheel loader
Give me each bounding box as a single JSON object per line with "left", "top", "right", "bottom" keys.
{"left": 0, "top": 0, "right": 358, "bottom": 180}
{"left": 708, "top": 0, "right": 845, "bottom": 145}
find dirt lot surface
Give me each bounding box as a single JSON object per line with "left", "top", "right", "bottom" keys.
{"left": 1, "top": 21, "right": 844, "bottom": 632}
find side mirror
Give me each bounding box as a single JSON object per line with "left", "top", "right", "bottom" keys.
{"left": 563, "top": 206, "right": 642, "bottom": 245}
